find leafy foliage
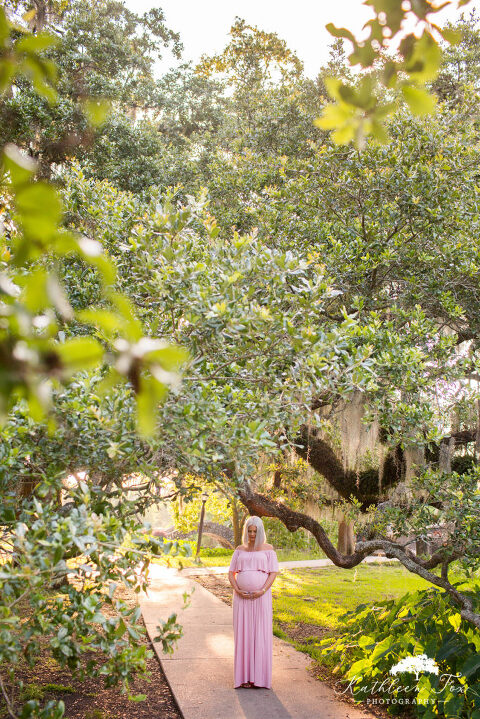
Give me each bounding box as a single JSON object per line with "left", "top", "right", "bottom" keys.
{"left": 0, "top": 0, "right": 182, "bottom": 178}
{"left": 317, "top": 584, "right": 480, "bottom": 717}
{"left": 58, "top": 167, "right": 365, "bottom": 479}
{"left": 171, "top": 478, "right": 232, "bottom": 535}
{"left": 0, "top": 9, "right": 187, "bottom": 436}
{"left": 0, "top": 474, "right": 189, "bottom": 717}
{"left": 317, "top": 0, "right": 474, "bottom": 147}
{"left": 0, "top": 8, "right": 190, "bottom": 717}
{"left": 257, "top": 106, "right": 480, "bottom": 445}
{"left": 2, "top": 2, "right": 480, "bottom": 717}
{"left": 368, "top": 465, "right": 480, "bottom": 577}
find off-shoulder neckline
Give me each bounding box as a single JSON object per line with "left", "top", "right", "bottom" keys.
{"left": 236, "top": 547, "right": 274, "bottom": 553}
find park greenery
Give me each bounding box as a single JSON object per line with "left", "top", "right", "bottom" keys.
{"left": 1, "top": 0, "right": 480, "bottom": 716}
{"left": 273, "top": 564, "right": 480, "bottom": 718}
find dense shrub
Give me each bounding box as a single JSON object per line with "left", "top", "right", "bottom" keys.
{"left": 316, "top": 583, "right": 480, "bottom": 717}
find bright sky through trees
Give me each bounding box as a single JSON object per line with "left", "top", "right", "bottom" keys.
{"left": 126, "top": 0, "right": 480, "bottom": 78}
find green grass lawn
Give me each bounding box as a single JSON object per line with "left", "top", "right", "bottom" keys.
{"left": 270, "top": 561, "right": 477, "bottom": 664}
{"left": 272, "top": 562, "right": 433, "bottom": 631}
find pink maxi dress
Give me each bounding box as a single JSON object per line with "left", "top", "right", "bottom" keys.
{"left": 228, "top": 548, "right": 280, "bottom": 689}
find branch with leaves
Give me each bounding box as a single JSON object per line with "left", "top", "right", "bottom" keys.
{"left": 316, "top": 0, "right": 472, "bottom": 147}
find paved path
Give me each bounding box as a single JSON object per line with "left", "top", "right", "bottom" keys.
{"left": 140, "top": 558, "right": 392, "bottom": 719}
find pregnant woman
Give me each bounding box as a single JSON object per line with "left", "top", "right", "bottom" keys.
{"left": 228, "top": 515, "right": 279, "bottom": 689}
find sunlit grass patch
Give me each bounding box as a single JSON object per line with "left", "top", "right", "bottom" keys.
{"left": 271, "top": 562, "right": 465, "bottom": 633}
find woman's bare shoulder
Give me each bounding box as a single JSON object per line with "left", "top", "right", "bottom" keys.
{"left": 262, "top": 543, "right": 274, "bottom": 550}
{"left": 235, "top": 545, "right": 246, "bottom": 551}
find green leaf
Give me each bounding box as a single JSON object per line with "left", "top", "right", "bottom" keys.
{"left": 0, "top": 8, "right": 10, "bottom": 44}
{"left": 107, "top": 291, "right": 143, "bottom": 341}
{"left": 0, "top": 59, "right": 16, "bottom": 94}
{"left": 401, "top": 85, "right": 436, "bottom": 116}
{"left": 21, "top": 9, "right": 37, "bottom": 24}
{"left": 82, "top": 98, "right": 111, "bottom": 127}
{"left": 16, "top": 33, "right": 60, "bottom": 54}
{"left": 347, "top": 658, "right": 371, "bottom": 677}
{"left": 142, "top": 344, "right": 189, "bottom": 370}
{"left": 444, "top": 693, "right": 464, "bottom": 716}
{"left": 15, "top": 182, "right": 62, "bottom": 241}
{"left": 324, "top": 76, "right": 342, "bottom": 101}
{"left": 27, "top": 392, "right": 48, "bottom": 422}
{"left": 95, "top": 366, "right": 123, "bottom": 396}
{"left": 461, "top": 653, "right": 480, "bottom": 678}
{"left": 56, "top": 337, "right": 104, "bottom": 372}
{"left": 114, "top": 619, "right": 126, "bottom": 638}
{"left": 2, "top": 143, "right": 37, "bottom": 185}
{"left": 448, "top": 613, "right": 462, "bottom": 631}
{"left": 0, "top": 506, "right": 16, "bottom": 522}
{"left": 314, "top": 102, "right": 356, "bottom": 132}
{"left": 439, "top": 27, "right": 461, "bottom": 44}
{"left": 338, "top": 84, "right": 358, "bottom": 105}
{"left": 404, "top": 31, "right": 442, "bottom": 82}
{"left": 349, "top": 43, "right": 377, "bottom": 68}
{"left": 135, "top": 375, "right": 168, "bottom": 438}
{"left": 354, "top": 76, "right": 376, "bottom": 110}
{"left": 77, "top": 309, "right": 124, "bottom": 335}
{"left": 370, "top": 119, "right": 390, "bottom": 144}
{"left": 127, "top": 624, "right": 140, "bottom": 640}
{"left": 20, "top": 56, "right": 58, "bottom": 104}
{"left": 332, "top": 123, "right": 356, "bottom": 145}
{"left": 20, "top": 267, "right": 49, "bottom": 311}
{"left": 325, "top": 23, "right": 355, "bottom": 42}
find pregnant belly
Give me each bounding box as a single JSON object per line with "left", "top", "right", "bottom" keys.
{"left": 236, "top": 570, "right": 266, "bottom": 592}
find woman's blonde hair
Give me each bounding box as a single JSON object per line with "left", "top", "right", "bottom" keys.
{"left": 242, "top": 515, "right": 266, "bottom": 549}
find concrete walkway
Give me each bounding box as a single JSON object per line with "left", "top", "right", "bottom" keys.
{"left": 140, "top": 558, "right": 391, "bottom": 719}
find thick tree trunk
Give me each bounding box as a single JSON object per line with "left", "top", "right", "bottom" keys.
{"left": 30, "top": 0, "right": 47, "bottom": 33}
{"left": 337, "top": 513, "right": 355, "bottom": 555}
{"left": 273, "top": 469, "right": 282, "bottom": 488}
{"left": 232, "top": 497, "right": 244, "bottom": 547}
{"left": 295, "top": 423, "right": 478, "bottom": 508}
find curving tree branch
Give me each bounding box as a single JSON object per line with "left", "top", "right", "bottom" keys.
{"left": 237, "top": 484, "right": 480, "bottom": 630}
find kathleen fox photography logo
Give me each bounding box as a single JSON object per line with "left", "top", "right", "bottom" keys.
{"left": 334, "top": 653, "right": 472, "bottom": 706}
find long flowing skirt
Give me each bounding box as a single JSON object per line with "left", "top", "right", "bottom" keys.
{"left": 233, "top": 569, "right": 273, "bottom": 689}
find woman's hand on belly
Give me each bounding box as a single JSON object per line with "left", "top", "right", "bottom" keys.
{"left": 235, "top": 588, "right": 253, "bottom": 599}
{"left": 234, "top": 588, "right": 264, "bottom": 600}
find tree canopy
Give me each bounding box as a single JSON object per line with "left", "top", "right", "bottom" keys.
{"left": 1, "top": 2, "right": 480, "bottom": 717}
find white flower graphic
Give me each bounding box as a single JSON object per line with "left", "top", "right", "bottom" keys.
{"left": 390, "top": 654, "right": 439, "bottom": 681}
